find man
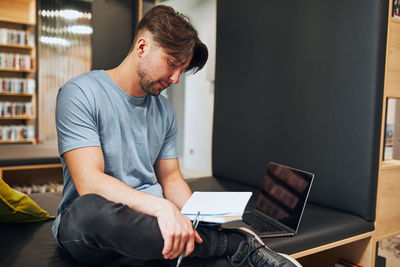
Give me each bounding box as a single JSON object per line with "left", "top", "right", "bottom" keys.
{"left": 53, "top": 5, "right": 300, "bottom": 267}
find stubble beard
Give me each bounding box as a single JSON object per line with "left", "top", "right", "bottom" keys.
{"left": 137, "top": 69, "right": 168, "bottom": 97}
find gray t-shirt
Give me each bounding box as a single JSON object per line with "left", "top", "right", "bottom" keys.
{"left": 52, "top": 70, "right": 178, "bottom": 238}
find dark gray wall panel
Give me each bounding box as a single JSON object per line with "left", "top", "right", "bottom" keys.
{"left": 213, "top": 0, "right": 387, "bottom": 220}
{"left": 92, "top": 0, "right": 138, "bottom": 70}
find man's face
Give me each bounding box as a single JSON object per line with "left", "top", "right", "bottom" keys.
{"left": 137, "top": 45, "right": 193, "bottom": 96}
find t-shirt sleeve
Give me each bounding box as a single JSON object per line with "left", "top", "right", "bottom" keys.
{"left": 157, "top": 104, "right": 178, "bottom": 159}
{"left": 56, "top": 82, "right": 101, "bottom": 156}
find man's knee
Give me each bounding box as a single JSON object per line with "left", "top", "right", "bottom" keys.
{"left": 61, "top": 194, "right": 111, "bottom": 234}
{"left": 73, "top": 193, "right": 107, "bottom": 207}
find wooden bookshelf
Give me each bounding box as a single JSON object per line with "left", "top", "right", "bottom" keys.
{"left": 0, "top": 0, "right": 36, "bottom": 26}
{"left": 0, "top": 139, "right": 35, "bottom": 144}
{"left": 391, "top": 17, "right": 400, "bottom": 24}
{"left": 381, "top": 159, "right": 400, "bottom": 169}
{"left": 0, "top": 43, "right": 34, "bottom": 50}
{"left": 0, "top": 68, "right": 35, "bottom": 73}
{"left": 0, "top": 92, "right": 34, "bottom": 97}
{"left": 0, "top": 116, "right": 35, "bottom": 120}
{"left": 0, "top": 163, "right": 62, "bottom": 185}
{"left": 385, "top": 18, "right": 400, "bottom": 98}
{"left": 375, "top": 0, "right": 400, "bottom": 244}
{"left": 0, "top": 0, "right": 37, "bottom": 145}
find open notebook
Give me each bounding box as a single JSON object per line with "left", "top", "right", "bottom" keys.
{"left": 181, "top": 191, "right": 252, "bottom": 224}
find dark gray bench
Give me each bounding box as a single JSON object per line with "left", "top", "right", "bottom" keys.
{"left": 187, "top": 177, "right": 374, "bottom": 256}
{"left": 0, "top": 177, "right": 374, "bottom": 266}
{"left": 0, "top": 0, "right": 387, "bottom": 265}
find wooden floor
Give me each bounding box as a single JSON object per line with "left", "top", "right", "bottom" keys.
{"left": 378, "top": 235, "right": 400, "bottom": 267}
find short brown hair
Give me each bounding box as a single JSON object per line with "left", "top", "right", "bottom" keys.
{"left": 133, "top": 5, "right": 208, "bottom": 74}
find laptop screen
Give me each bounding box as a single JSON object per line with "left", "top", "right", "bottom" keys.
{"left": 255, "top": 162, "right": 314, "bottom": 232}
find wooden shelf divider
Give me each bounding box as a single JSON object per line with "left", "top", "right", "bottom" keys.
{"left": 0, "top": 68, "right": 35, "bottom": 73}
{"left": 0, "top": 139, "right": 35, "bottom": 144}
{"left": 0, "top": 43, "right": 34, "bottom": 50}
{"left": 0, "top": 92, "right": 34, "bottom": 97}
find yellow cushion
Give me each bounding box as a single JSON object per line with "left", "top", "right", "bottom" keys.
{"left": 0, "top": 178, "right": 55, "bottom": 223}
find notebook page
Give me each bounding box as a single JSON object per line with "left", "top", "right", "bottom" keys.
{"left": 181, "top": 192, "right": 252, "bottom": 222}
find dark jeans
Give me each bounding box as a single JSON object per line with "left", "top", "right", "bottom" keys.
{"left": 57, "top": 194, "right": 230, "bottom": 266}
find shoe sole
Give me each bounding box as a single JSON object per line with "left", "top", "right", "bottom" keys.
{"left": 237, "top": 227, "right": 266, "bottom": 245}
{"left": 238, "top": 227, "right": 303, "bottom": 267}
{"left": 277, "top": 253, "right": 303, "bottom": 267}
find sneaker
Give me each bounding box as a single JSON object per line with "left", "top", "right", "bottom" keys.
{"left": 228, "top": 227, "right": 302, "bottom": 267}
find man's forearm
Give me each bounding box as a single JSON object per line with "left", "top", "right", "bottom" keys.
{"left": 162, "top": 176, "right": 192, "bottom": 210}
{"left": 75, "top": 170, "right": 169, "bottom": 218}
{"left": 154, "top": 158, "right": 193, "bottom": 209}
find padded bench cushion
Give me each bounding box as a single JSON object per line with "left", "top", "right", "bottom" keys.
{"left": 0, "top": 177, "right": 374, "bottom": 266}
{"left": 0, "top": 144, "right": 60, "bottom": 167}
{"left": 0, "top": 192, "right": 228, "bottom": 267}
{"left": 188, "top": 177, "right": 374, "bottom": 255}
{"left": 0, "top": 192, "right": 69, "bottom": 267}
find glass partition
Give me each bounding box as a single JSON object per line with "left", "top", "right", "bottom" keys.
{"left": 38, "top": 0, "right": 92, "bottom": 144}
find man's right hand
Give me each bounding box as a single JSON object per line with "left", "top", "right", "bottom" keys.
{"left": 155, "top": 199, "right": 203, "bottom": 260}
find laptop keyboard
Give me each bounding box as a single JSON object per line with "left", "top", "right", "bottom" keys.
{"left": 243, "top": 213, "right": 282, "bottom": 233}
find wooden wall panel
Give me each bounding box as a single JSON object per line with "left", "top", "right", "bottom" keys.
{"left": 376, "top": 163, "right": 400, "bottom": 241}
{"left": 386, "top": 21, "right": 400, "bottom": 97}
{"left": 0, "top": 0, "right": 35, "bottom": 25}
{"left": 297, "top": 236, "right": 375, "bottom": 267}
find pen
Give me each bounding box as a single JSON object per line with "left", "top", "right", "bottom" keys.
{"left": 176, "top": 210, "right": 201, "bottom": 267}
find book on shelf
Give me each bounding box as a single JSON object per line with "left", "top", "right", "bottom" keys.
{"left": 181, "top": 191, "right": 252, "bottom": 224}
{"left": 0, "top": 78, "right": 35, "bottom": 94}
{"left": 394, "top": 0, "right": 400, "bottom": 19}
{"left": 0, "top": 27, "right": 35, "bottom": 46}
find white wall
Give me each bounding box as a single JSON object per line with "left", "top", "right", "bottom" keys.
{"left": 160, "top": 0, "right": 216, "bottom": 177}
{"left": 387, "top": 99, "right": 396, "bottom": 125}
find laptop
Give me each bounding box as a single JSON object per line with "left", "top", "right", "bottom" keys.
{"left": 222, "top": 162, "right": 314, "bottom": 238}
